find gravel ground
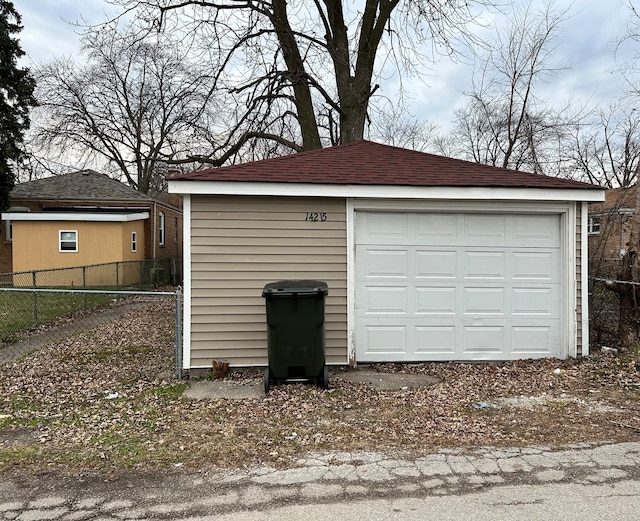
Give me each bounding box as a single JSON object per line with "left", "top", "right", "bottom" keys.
{"left": 0, "top": 298, "right": 639, "bottom": 477}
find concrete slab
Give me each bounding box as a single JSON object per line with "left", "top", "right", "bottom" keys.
{"left": 335, "top": 368, "right": 440, "bottom": 390}
{"left": 181, "top": 367, "right": 440, "bottom": 400}
{"left": 182, "top": 380, "right": 264, "bottom": 400}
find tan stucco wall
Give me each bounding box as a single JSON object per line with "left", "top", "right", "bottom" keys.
{"left": 11, "top": 220, "right": 145, "bottom": 286}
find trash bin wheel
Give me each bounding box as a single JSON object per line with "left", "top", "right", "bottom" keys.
{"left": 264, "top": 367, "right": 271, "bottom": 394}
{"left": 320, "top": 365, "right": 329, "bottom": 390}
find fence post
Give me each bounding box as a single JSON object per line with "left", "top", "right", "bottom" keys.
{"left": 116, "top": 262, "right": 120, "bottom": 291}
{"left": 32, "top": 271, "right": 38, "bottom": 326}
{"left": 82, "top": 266, "right": 87, "bottom": 311}
{"left": 175, "top": 287, "right": 183, "bottom": 380}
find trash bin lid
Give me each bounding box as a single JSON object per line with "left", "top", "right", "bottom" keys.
{"left": 262, "top": 280, "right": 328, "bottom": 297}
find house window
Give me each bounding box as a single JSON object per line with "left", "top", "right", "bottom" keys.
{"left": 59, "top": 230, "right": 78, "bottom": 252}
{"left": 131, "top": 231, "right": 137, "bottom": 252}
{"left": 588, "top": 216, "right": 600, "bottom": 235}
{"left": 174, "top": 217, "right": 178, "bottom": 243}
{"left": 159, "top": 212, "right": 166, "bottom": 247}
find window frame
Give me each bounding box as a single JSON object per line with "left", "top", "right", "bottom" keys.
{"left": 59, "top": 230, "right": 78, "bottom": 252}
{"left": 5, "top": 220, "right": 11, "bottom": 243}
{"left": 158, "top": 211, "right": 166, "bottom": 247}
{"left": 588, "top": 216, "right": 601, "bottom": 235}
{"left": 131, "top": 231, "right": 138, "bottom": 252}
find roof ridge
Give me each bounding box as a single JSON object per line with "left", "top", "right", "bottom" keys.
{"left": 10, "top": 170, "right": 155, "bottom": 202}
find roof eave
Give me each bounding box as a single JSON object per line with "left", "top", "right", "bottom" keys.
{"left": 1, "top": 212, "right": 150, "bottom": 222}
{"left": 169, "top": 179, "right": 606, "bottom": 202}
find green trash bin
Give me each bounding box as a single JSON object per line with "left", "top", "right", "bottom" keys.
{"left": 262, "top": 280, "right": 329, "bottom": 392}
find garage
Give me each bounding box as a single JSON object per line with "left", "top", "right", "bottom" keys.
{"left": 355, "top": 210, "right": 562, "bottom": 362}
{"left": 169, "top": 140, "right": 605, "bottom": 371}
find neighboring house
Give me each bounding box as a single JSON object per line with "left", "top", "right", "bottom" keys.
{"left": 168, "top": 140, "right": 604, "bottom": 371}
{"left": 0, "top": 170, "right": 183, "bottom": 285}
{"left": 587, "top": 185, "right": 636, "bottom": 277}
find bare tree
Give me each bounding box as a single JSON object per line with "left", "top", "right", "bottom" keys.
{"left": 595, "top": 2, "right": 640, "bottom": 347}
{"left": 571, "top": 105, "right": 640, "bottom": 188}
{"left": 30, "top": 24, "right": 221, "bottom": 193}
{"left": 451, "top": 1, "right": 573, "bottom": 174}
{"left": 370, "top": 115, "right": 442, "bottom": 152}
{"left": 115, "top": 0, "right": 497, "bottom": 156}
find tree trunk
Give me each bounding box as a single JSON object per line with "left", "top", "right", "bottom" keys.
{"left": 618, "top": 251, "right": 640, "bottom": 347}
{"left": 271, "top": 0, "right": 322, "bottom": 150}
{"left": 325, "top": 0, "right": 397, "bottom": 145}
{"left": 339, "top": 84, "right": 371, "bottom": 143}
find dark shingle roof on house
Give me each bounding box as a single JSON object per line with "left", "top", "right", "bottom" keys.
{"left": 172, "top": 140, "right": 601, "bottom": 190}
{"left": 10, "top": 170, "right": 152, "bottom": 202}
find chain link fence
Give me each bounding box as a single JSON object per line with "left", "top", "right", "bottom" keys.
{"left": 589, "top": 277, "right": 621, "bottom": 346}
{"left": 0, "top": 287, "right": 182, "bottom": 379}
{"left": 0, "top": 258, "right": 179, "bottom": 289}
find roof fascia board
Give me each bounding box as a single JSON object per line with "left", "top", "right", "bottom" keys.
{"left": 168, "top": 180, "right": 606, "bottom": 202}
{"left": 13, "top": 196, "right": 181, "bottom": 212}
{"left": 0, "top": 212, "right": 150, "bottom": 222}
{"left": 12, "top": 197, "right": 155, "bottom": 206}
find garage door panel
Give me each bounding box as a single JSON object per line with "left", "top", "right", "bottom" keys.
{"left": 359, "top": 213, "right": 409, "bottom": 242}
{"left": 465, "top": 215, "right": 507, "bottom": 243}
{"left": 415, "top": 251, "right": 457, "bottom": 278}
{"left": 512, "top": 287, "right": 557, "bottom": 315}
{"left": 511, "top": 324, "right": 559, "bottom": 356}
{"left": 463, "top": 287, "right": 505, "bottom": 315}
{"left": 415, "top": 326, "right": 457, "bottom": 355}
{"left": 416, "top": 287, "right": 456, "bottom": 314}
{"left": 462, "top": 326, "right": 506, "bottom": 355}
{"left": 463, "top": 251, "right": 506, "bottom": 279}
{"left": 512, "top": 251, "right": 558, "bottom": 280}
{"left": 356, "top": 211, "right": 563, "bottom": 362}
{"left": 416, "top": 214, "right": 457, "bottom": 239}
{"left": 362, "top": 249, "right": 409, "bottom": 278}
{"left": 362, "top": 325, "right": 407, "bottom": 354}
{"left": 365, "top": 286, "right": 407, "bottom": 314}
{"left": 514, "top": 215, "right": 560, "bottom": 245}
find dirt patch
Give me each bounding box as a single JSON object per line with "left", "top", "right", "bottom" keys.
{"left": 0, "top": 426, "right": 40, "bottom": 447}
{"left": 488, "top": 394, "right": 627, "bottom": 413}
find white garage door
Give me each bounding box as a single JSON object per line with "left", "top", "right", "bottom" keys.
{"left": 355, "top": 212, "right": 563, "bottom": 362}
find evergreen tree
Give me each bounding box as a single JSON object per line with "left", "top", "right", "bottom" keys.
{"left": 0, "top": 1, "right": 36, "bottom": 210}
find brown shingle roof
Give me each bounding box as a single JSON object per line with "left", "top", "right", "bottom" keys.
{"left": 10, "top": 170, "right": 152, "bottom": 202}
{"left": 173, "top": 140, "right": 601, "bottom": 190}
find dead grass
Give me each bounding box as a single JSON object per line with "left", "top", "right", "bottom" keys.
{"left": 0, "top": 298, "right": 639, "bottom": 476}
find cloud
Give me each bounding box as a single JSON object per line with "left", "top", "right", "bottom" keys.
{"left": 13, "top": 0, "right": 122, "bottom": 65}
{"left": 10, "top": 0, "right": 640, "bottom": 134}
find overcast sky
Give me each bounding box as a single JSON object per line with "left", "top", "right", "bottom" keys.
{"left": 10, "top": 0, "right": 638, "bottom": 131}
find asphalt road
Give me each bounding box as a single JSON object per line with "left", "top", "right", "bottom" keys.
{"left": 215, "top": 481, "right": 640, "bottom": 521}
{"left": 1, "top": 442, "right": 639, "bottom": 520}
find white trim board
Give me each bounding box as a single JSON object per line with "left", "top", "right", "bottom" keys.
{"left": 181, "top": 195, "right": 192, "bottom": 370}
{"left": 1, "top": 212, "right": 149, "bottom": 222}
{"left": 169, "top": 180, "right": 605, "bottom": 203}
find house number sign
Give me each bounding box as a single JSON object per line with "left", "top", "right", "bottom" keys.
{"left": 305, "top": 212, "right": 328, "bottom": 222}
